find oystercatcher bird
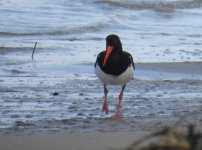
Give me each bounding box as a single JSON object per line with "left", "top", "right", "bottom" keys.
{"left": 95, "top": 34, "right": 135, "bottom": 119}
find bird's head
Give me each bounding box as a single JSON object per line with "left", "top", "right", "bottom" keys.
{"left": 103, "top": 34, "right": 122, "bottom": 66}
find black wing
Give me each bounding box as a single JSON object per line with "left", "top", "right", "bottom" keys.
{"left": 123, "top": 51, "right": 135, "bottom": 70}
{"left": 94, "top": 51, "right": 105, "bottom": 68}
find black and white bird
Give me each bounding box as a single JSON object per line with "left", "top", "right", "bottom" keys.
{"left": 95, "top": 34, "right": 135, "bottom": 119}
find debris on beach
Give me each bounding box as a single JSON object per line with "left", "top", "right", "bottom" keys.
{"left": 14, "top": 121, "right": 35, "bottom": 129}
{"left": 120, "top": 125, "right": 202, "bottom": 150}
{"left": 52, "top": 92, "right": 59, "bottom": 96}
{"left": 31, "top": 42, "right": 37, "bottom": 60}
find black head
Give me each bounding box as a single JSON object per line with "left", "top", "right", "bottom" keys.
{"left": 106, "top": 34, "right": 122, "bottom": 51}
{"left": 102, "top": 34, "right": 123, "bottom": 66}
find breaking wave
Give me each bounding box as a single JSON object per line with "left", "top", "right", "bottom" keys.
{"left": 0, "top": 22, "right": 109, "bottom": 37}
{"left": 95, "top": 0, "right": 202, "bottom": 12}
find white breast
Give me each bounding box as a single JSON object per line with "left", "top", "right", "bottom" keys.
{"left": 95, "top": 64, "right": 134, "bottom": 85}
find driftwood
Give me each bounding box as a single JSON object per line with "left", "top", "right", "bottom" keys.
{"left": 31, "top": 42, "right": 37, "bottom": 60}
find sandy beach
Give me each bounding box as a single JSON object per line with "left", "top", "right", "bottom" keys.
{"left": 1, "top": 0, "right": 202, "bottom": 149}
{"left": 0, "top": 131, "right": 150, "bottom": 150}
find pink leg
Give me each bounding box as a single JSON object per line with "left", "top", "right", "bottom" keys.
{"left": 112, "top": 85, "right": 125, "bottom": 119}
{"left": 102, "top": 84, "right": 109, "bottom": 114}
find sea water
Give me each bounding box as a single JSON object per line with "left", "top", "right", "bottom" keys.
{"left": 1, "top": 0, "right": 202, "bottom": 64}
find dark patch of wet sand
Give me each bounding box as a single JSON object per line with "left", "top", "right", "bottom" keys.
{"left": 136, "top": 61, "right": 202, "bottom": 74}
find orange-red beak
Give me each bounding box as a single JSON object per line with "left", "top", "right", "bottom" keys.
{"left": 103, "top": 46, "right": 113, "bottom": 66}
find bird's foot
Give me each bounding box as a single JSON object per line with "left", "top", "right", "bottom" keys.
{"left": 111, "top": 109, "right": 121, "bottom": 119}
{"left": 102, "top": 100, "right": 109, "bottom": 114}
{"left": 111, "top": 113, "right": 121, "bottom": 120}
{"left": 111, "top": 105, "right": 122, "bottom": 119}
{"left": 111, "top": 104, "right": 122, "bottom": 119}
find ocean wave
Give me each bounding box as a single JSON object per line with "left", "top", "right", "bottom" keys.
{"left": 64, "top": 37, "right": 103, "bottom": 41}
{"left": 0, "top": 46, "right": 30, "bottom": 51}
{"left": 95, "top": 0, "right": 202, "bottom": 12}
{"left": 0, "top": 23, "right": 109, "bottom": 37}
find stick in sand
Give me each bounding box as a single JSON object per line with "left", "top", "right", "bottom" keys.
{"left": 32, "top": 42, "right": 38, "bottom": 60}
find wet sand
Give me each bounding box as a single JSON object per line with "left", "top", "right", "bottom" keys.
{"left": 137, "top": 61, "right": 202, "bottom": 74}
{"left": 135, "top": 61, "right": 202, "bottom": 80}
{"left": 0, "top": 62, "right": 202, "bottom": 150}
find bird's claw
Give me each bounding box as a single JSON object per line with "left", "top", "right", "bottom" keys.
{"left": 111, "top": 114, "right": 121, "bottom": 120}
{"left": 111, "top": 107, "right": 121, "bottom": 119}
